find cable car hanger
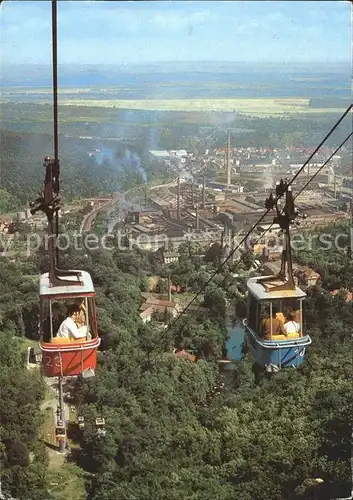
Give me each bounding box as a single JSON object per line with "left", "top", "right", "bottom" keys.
{"left": 29, "top": 0, "right": 81, "bottom": 287}
{"left": 257, "top": 179, "right": 307, "bottom": 292}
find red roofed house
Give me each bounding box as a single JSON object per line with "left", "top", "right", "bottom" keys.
{"left": 263, "top": 261, "right": 321, "bottom": 287}
{"left": 294, "top": 265, "right": 321, "bottom": 287}
{"left": 330, "top": 289, "right": 353, "bottom": 302}
{"left": 173, "top": 349, "right": 196, "bottom": 362}
{"left": 140, "top": 294, "right": 180, "bottom": 323}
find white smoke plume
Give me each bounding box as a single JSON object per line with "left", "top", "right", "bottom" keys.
{"left": 260, "top": 169, "right": 274, "bottom": 190}
{"left": 179, "top": 169, "right": 193, "bottom": 182}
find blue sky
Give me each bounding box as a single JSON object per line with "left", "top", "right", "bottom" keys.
{"left": 0, "top": 1, "right": 351, "bottom": 65}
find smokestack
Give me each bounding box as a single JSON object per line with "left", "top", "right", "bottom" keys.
{"left": 202, "top": 176, "right": 205, "bottom": 209}
{"left": 168, "top": 274, "right": 172, "bottom": 302}
{"left": 230, "top": 229, "right": 234, "bottom": 261}
{"left": 177, "top": 177, "right": 181, "bottom": 221}
{"left": 191, "top": 180, "right": 195, "bottom": 206}
{"left": 196, "top": 205, "right": 199, "bottom": 230}
{"left": 145, "top": 184, "right": 148, "bottom": 207}
{"left": 333, "top": 176, "right": 337, "bottom": 198}
{"left": 226, "top": 130, "right": 231, "bottom": 186}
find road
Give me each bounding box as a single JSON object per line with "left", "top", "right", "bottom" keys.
{"left": 39, "top": 376, "right": 71, "bottom": 462}
{"left": 79, "top": 198, "right": 117, "bottom": 234}
{"left": 42, "top": 377, "right": 70, "bottom": 423}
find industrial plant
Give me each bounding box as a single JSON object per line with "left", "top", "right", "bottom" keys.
{"left": 103, "top": 131, "right": 350, "bottom": 256}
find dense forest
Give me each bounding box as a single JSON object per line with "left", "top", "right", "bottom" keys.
{"left": 0, "top": 217, "right": 351, "bottom": 499}
{"left": 0, "top": 125, "right": 170, "bottom": 211}
{"left": 293, "top": 221, "right": 352, "bottom": 290}
{"left": 0, "top": 130, "right": 123, "bottom": 207}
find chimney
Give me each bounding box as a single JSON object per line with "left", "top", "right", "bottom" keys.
{"left": 202, "top": 176, "right": 206, "bottom": 209}
{"left": 262, "top": 247, "right": 269, "bottom": 263}
{"left": 177, "top": 177, "right": 181, "bottom": 221}
{"left": 144, "top": 184, "right": 148, "bottom": 207}
{"left": 196, "top": 205, "right": 199, "bottom": 230}
{"left": 220, "top": 230, "right": 224, "bottom": 250}
{"left": 191, "top": 180, "right": 195, "bottom": 206}
{"left": 333, "top": 176, "right": 337, "bottom": 198}
{"left": 226, "top": 130, "right": 231, "bottom": 186}
{"left": 231, "top": 229, "right": 236, "bottom": 261}
{"left": 168, "top": 274, "right": 172, "bottom": 302}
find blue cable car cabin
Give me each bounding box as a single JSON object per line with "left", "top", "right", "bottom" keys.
{"left": 243, "top": 179, "right": 313, "bottom": 371}
{"left": 243, "top": 276, "right": 312, "bottom": 371}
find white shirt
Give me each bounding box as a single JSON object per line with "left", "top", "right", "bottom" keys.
{"left": 283, "top": 320, "right": 300, "bottom": 334}
{"left": 57, "top": 317, "right": 87, "bottom": 340}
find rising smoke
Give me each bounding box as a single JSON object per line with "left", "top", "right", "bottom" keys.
{"left": 94, "top": 146, "right": 117, "bottom": 168}
{"left": 260, "top": 169, "right": 275, "bottom": 190}
{"left": 179, "top": 169, "right": 193, "bottom": 182}
{"left": 207, "top": 111, "right": 237, "bottom": 127}
{"left": 122, "top": 147, "right": 147, "bottom": 183}
{"left": 90, "top": 143, "right": 147, "bottom": 183}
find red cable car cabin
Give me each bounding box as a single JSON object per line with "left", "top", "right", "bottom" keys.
{"left": 39, "top": 270, "right": 101, "bottom": 377}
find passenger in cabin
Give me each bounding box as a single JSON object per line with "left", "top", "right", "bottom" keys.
{"left": 42, "top": 303, "right": 65, "bottom": 342}
{"left": 276, "top": 310, "right": 285, "bottom": 325}
{"left": 57, "top": 304, "right": 88, "bottom": 341}
{"left": 73, "top": 298, "right": 86, "bottom": 327}
{"left": 261, "top": 306, "right": 284, "bottom": 339}
{"left": 286, "top": 300, "right": 301, "bottom": 323}
{"left": 293, "top": 309, "right": 301, "bottom": 324}
{"left": 283, "top": 312, "right": 300, "bottom": 335}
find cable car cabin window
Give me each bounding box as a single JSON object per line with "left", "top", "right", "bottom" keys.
{"left": 275, "top": 298, "right": 303, "bottom": 334}
{"left": 40, "top": 297, "right": 97, "bottom": 343}
{"left": 86, "top": 297, "right": 98, "bottom": 340}
{"left": 257, "top": 298, "right": 303, "bottom": 338}
{"left": 248, "top": 295, "right": 260, "bottom": 332}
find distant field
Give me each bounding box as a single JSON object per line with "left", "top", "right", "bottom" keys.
{"left": 55, "top": 97, "right": 344, "bottom": 117}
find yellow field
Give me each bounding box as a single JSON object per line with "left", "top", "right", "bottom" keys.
{"left": 56, "top": 97, "right": 344, "bottom": 117}
{"left": 1, "top": 95, "right": 345, "bottom": 118}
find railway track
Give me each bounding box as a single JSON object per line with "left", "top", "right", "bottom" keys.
{"left": 79, "top": 199, "right": 117, "bottom": 234}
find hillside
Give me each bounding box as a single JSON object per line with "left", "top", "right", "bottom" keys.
{"left": 0, "top": 221, "right": 352, "bottom": 500}
{"left": 0, "top": 130, "right": 122, "bottom": 207}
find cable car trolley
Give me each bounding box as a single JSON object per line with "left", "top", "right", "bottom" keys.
{"left": 30, "top": 156, "right": 101, "bottom": 378}
{"left": 28, "top": 0, "right": 101, "bottom": 381}
{"left": 55, "top": 419, "right": 66, "bottom": 440}
{"left": 243, "top": 180, "right": 312, "bottom": 371}
{"left": 38, "top": 269, "right": 101, "bottom": 377}
{"left": 95, "top": 417, "right": 106, "bottom": 438}
{"left": 77, "top": 416, "right": 85, "bottom": 430}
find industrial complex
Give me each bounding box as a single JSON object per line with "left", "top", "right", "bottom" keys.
{"left": 111, "top": 132, "right": 351, "bottom": 255}
{"left": 1, "top": 131, "right": 350, "bottom": 262}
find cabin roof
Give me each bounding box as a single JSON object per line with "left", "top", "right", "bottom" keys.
{"left": 39, "top": 270, "right": 95, "bottom": 296}
{"left": 247, "top": 276, "right": 306, "bottom": 301}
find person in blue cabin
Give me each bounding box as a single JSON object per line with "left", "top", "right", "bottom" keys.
{"left": 283, "top": 311, "right": 300, "bottom": 335}
{"left": 261, "top": 306, "right": 284, "bottom": 339}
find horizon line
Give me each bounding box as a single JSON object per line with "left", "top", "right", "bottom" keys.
{"left": 2, "top": 60, "right": 350, "bottom": 66}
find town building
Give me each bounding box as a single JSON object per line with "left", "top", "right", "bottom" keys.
{"left": 139, "top": 294, "right": 180, "bottom": 323}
